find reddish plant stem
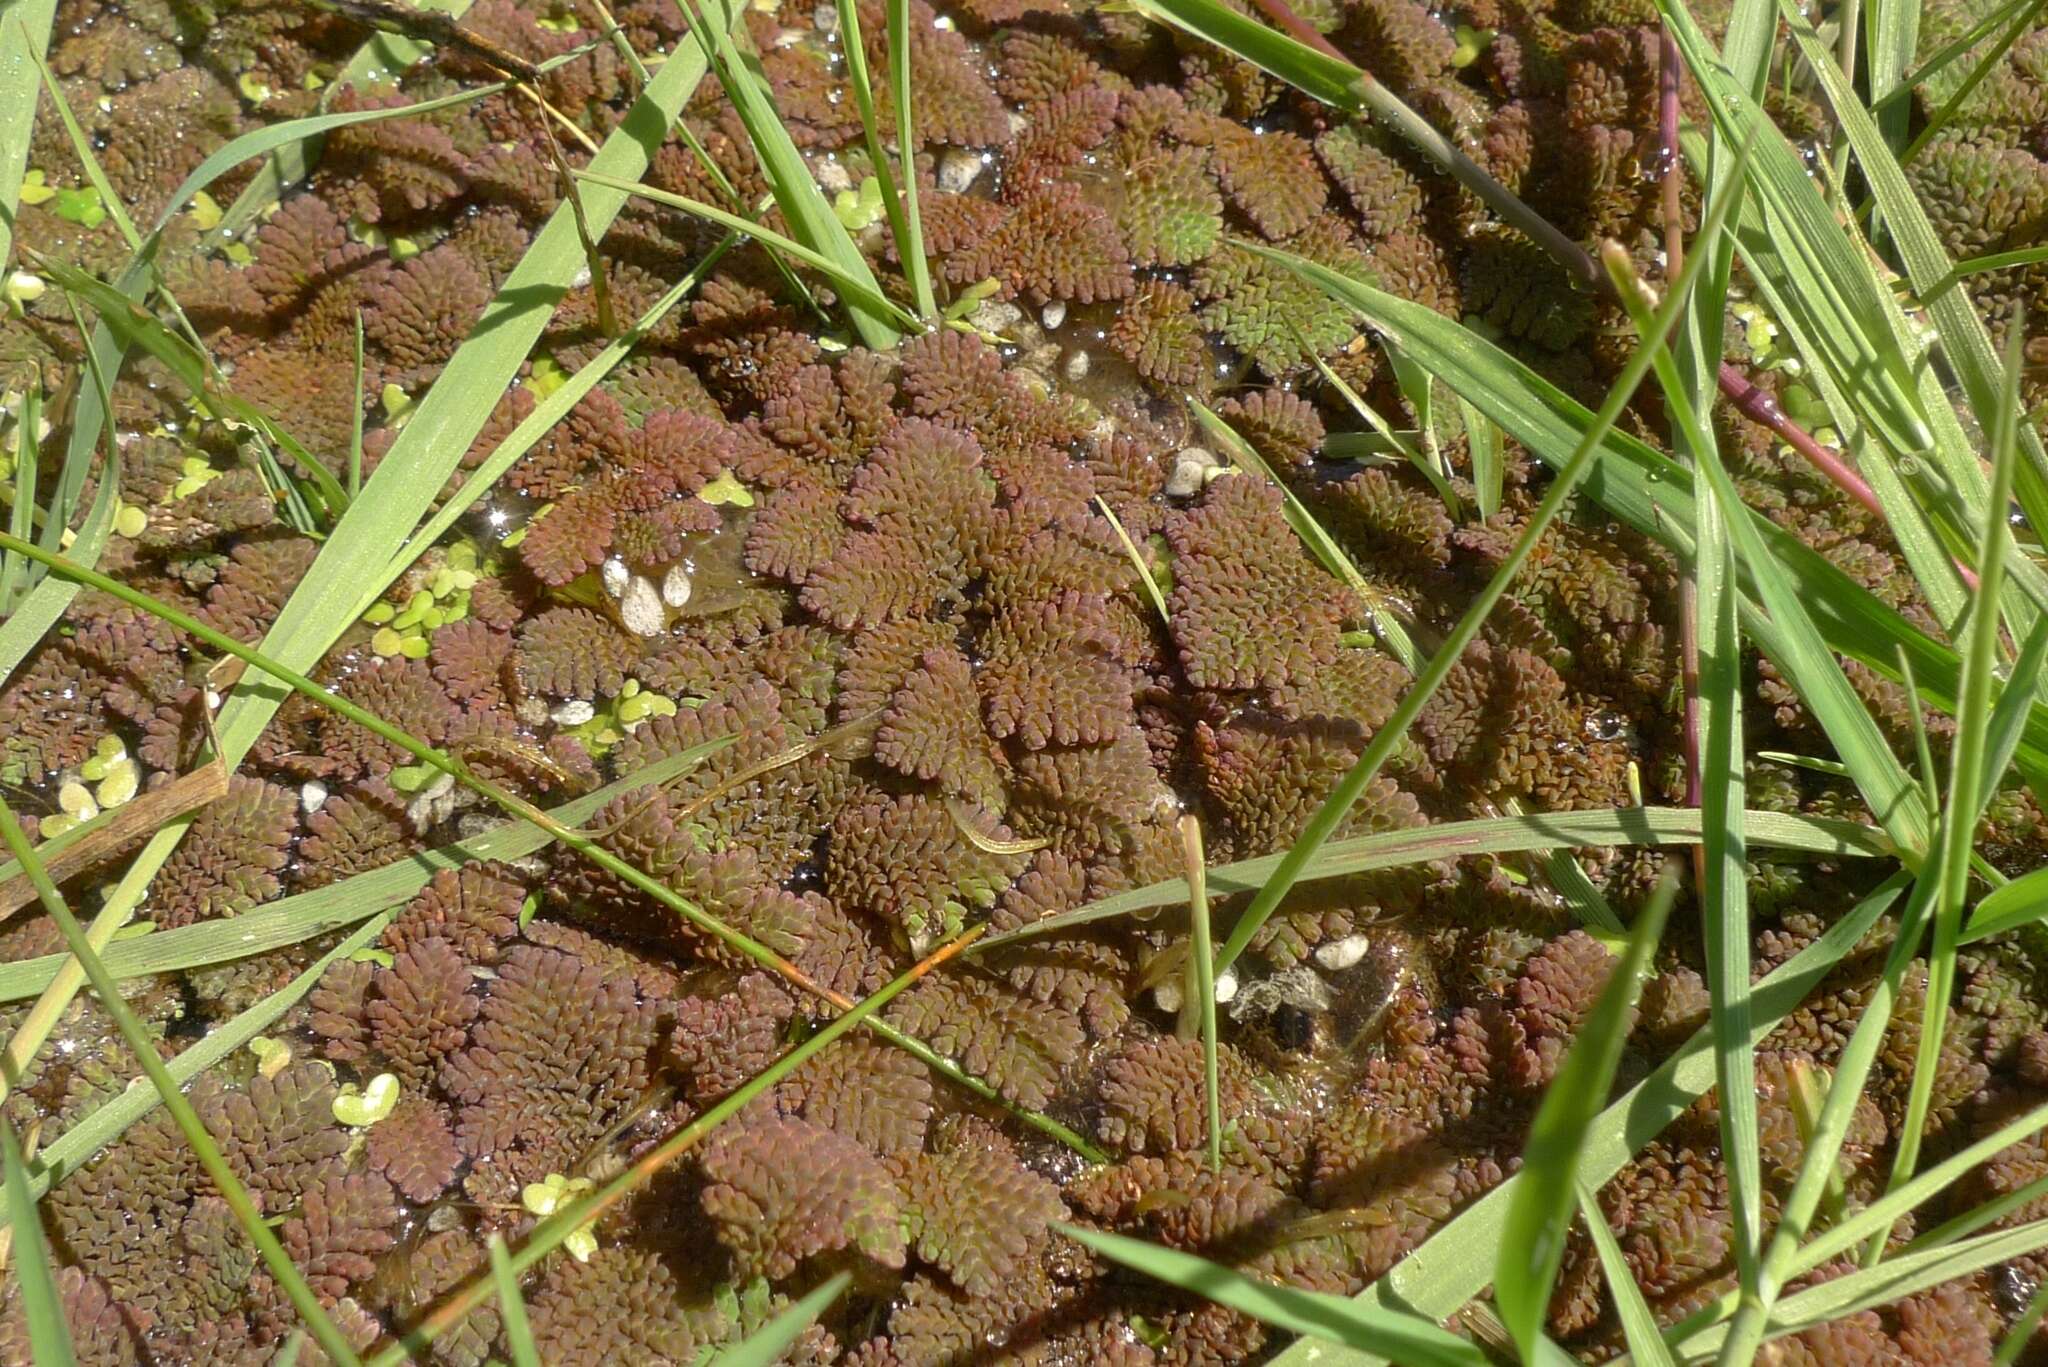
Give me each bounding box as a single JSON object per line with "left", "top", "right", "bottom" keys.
{"left": 1243, "top": 0, "right": 1895, "bottom": 528}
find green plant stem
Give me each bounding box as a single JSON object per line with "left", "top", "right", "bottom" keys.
{"left": 0, "top": 799, "right": 361, "bottom": 1366}
{"left": 0, "top": 529, "right": 1102, "bottom": 1162}
{"left": 1177, "top": 815, "right": 1222, "bottom": 1171}
{"left": 832, "top": 0, "right": 931, "bottom": 319}
{"left": 886, "top": 0, "right": 936, "bottom": 320}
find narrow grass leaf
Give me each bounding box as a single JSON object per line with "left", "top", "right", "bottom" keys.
{"left": 976, "top": 805, "right": 1886, "bottom": 951}
{"left": 0, "top": 741, "right": 727, "bottom": 999}
{"left": 0, "top": 413, "right": 118, "bottom": 689}
{"left": 1095, "top": 497, "right": 1169, "bottom": 624}
{"left": 832, "top": 0, "right": 930, "bottom": 320}
{"left": 675, "top": 0, "right": 900, "bottom": 348}
{"left": 1967, "top": 862, "right": 2048, "bottom": 943}
{"left": 715, "top": 1270, "right": 853, "bottom": 1366}
{"left": 1495, "top": 865, "right": 1676, "bottom": 1358}
{"left": 1785, "top": 2, "right": 2048, "bottom": 565}
{"left": 0, "top": 798, "right": 361, "bottom": 1364}
{"left": 489, "top": 1235, "right": 540, "bottom": 1367}
{"left": 1976, "top": 615, "right": 2048, "bottom": 815}
{"left": 2, "top": 1115, "right": 75, "bottom": 1367}
{"left": 0, "top": 0, "right": 59, "bottom": 271}
{"left": 1063, "top": 1224, "right": 1488, "bottom": 1367}
{"left": 1457, "top": 395, "right": 1502, "bottom": 521}
{"left": 886, "top": 0, "right": 935, "bottom": 320}
{"left": 0, "top": 379, "right": 38, "bottom": 613}
{"left": 1576, "top": 1180, "right": 1675, "bottom": 1367}
{"left": 1264, "top": 872, "right": 1906, "bottom": 1367}
{"left": 1174, "top": 815, "right": 1223, "bottom": 1170}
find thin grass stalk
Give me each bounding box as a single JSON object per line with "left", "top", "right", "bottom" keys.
{"left": 1599, "top": 239, "right": 1766, "bottom": 1315}
{"left": 1578, "top": 1180, "right": 1678, "bottom": 1367}
{"left": 0, "top": 379, "right": 39, "bottom": 614}
{"left": 0, "top": 2, "right": 59, "bottom": 273}
{"left": 0, "top": 1115, "right": 75, "bottom": 1367}
{"left": 1176, "top": 814, "right": 1222, "bottom": 1171}
{"left": 887, "top": 0, "right": 935, "bottom": 320}
{"left": 721, "top": 1271, "right": 854, "bottom": 1365}
{"left": 0, "top": 529, "right": 1103, "bottom": 1161}
{"left": 1867, "top": 324, "right": 2029, "bottom": 1261}
{"left": 371, "top": 926, "right": 984, "bottom": 1362}
{"left": 0, "top": 799, "right": 360, "bottom": 1366}
{"left": 1209, "top": 155, "right": 1741, "bottom": 975}
{"left": 487, "top": 1235, "right": 541, "bottom": 1367}
{"left": 832, "top": 0, "right": 929, "bottom": 320}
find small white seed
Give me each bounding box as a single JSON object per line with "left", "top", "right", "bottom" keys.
{"left": 1213, "top": 969, "right": 1239, "bottom": 1005}
{"left": 550, "top": 699, "right": 596, "bottom": 727}
{"left": 660, "top": 562, "right": 693, "bottom": 609}
{"left": 1164, "top": 446, "right": 1221, "bottom": 498}
{"left": 599, "top": 556, "right": 631, "bottom": 600}
{"left": 1040, "top": 300, "right": 1067, "bottom": 330}
{"left": 300, "top": 780, "right": 329, "bottom": 814}
{"left": 1315, "top": 933, "right": 1373, "bottom": 972}
{"left": 937, "top": 148, "right": 983, "bottom": 194}
{"left": 617, "top": 574, "right": 667, "bottom": 636}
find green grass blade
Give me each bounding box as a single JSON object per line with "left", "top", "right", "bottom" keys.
{"left": 488, "top": 1235, "right": 540, "bottom": 1367}
{"left": 885, "top": 0, "right": 934, "bottom": 321}
{"left": 674, "top": 0, "right": 901, "bottom": 348}
{"left": 0, "top": 741, "right": 728, "bottom": 1000}
{"left": 1924, "top": 245, "right": 2048, "bottom": 298}
{"left": 714, "top": 1270, "right": 853, "bottom": 1366}
{"left": 1870, "top": 325, "right": 2029, "bottom": 1257}
{"left": 1975, "top": 616, "right": 2048, "bottom": 815}
{"left": 1457, "top": 396, "right": 1502, "bottom": 521}
{"left": 832, "top": 0, "right": 930, "bottom": 321}
{"left": 1576, "top": 1179, "right": 1676, "bottom": 1367}
{"left": 10, "top": 911, "right": 389, "bottom": 1210}
{"left": 1264, "top": 871, "right": 1907, "bottom": 1367}
{"left": 1966, "top": 858, "right": 2048, "bottom": 943}
{"left": 1203, "top": 167, "right": 1737, "bottom": 974}
{"left": 1602, "top": 242, "right": 1767, "bottom": 1309}
{"left": 0, "top": 407, "right": 118, "bottom": 688}
{"left": 2, "top": 1115, "right": 76, "bottom": 1367}
{"left": 1095, "top": 496, "right": 1170, "bottom": 625}
{"left": 974, "top": 805, "right": 1887, "bottom": 951}
{"left": 1175, "top": 815, "right": 1222, "bottom": 1171}
{"left": 29, "top": 44, "right": 140, "bottom": 251}
{"left": 574, "top": 171, "right": 918, "bottom": 333}
{"left": 1785, "top": 2, "right": 2048, "bottom": 572}
{"left": 1495, "top": 865, "right": 1676, "bottom": 1358}
{"left": 1896, "top": 0, "right": 2046, "bottom": 166}
{"left": 1062, "top": 1224, "right": 1489, "bottom": 1367}
{"left": 1300, "top": 332, "right": 1457, "bottom": 517}
{"left": 0, "top": 378, "right": 38, "bottom": 613}
{"left": 0, "top": 1, "right": 58, "bottom": 272}
{"left": 1864, "top": 0, "right": 1919, "bottom": 146}
{"left": 349, "top": 314, "right": 365, "bottom": 501}
{"left": 0, "top": 799, "right": 361, "bottom": 1364}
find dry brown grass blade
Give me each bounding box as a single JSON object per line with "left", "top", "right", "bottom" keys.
{"left": 0, "top": 757, "right": 229, "bottom": 920}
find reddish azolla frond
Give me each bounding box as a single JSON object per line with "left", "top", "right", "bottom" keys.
{"left": 0, "top": 1267, "right": 149, "bottom": 1365}
{"left": 513, "top": 606, "right": 642, "bottom": 699}
{"left": 1098, "top": 1035, "right": 1263, "bottom": 1157}
{"left": 316, "top": 655, "right": 461, "bottom": 780}
{"left": 745, "top": 476, "right": 847, "bottom": 587}
{"left": 753, "top": 361, "right": 897, "bottom": 483}
{"left": 1219, "top": 389, "right": 1324, "bottom": 470}
{"left": 195, "top": 1062, "right": 350, "bottom": 1208}
{"left": 1166, "top": 475, "right": 1349, "bottom": 691}
{"left": 365, "top": 1096, "right": 464, "bottom": 1203}
{"left": 245, "top": 194, "right": 373, "bottom": 308}
{"left": 981, "top": 596, "right": 1136, "bottom": 751}
{"left": 669, "top": 974, "right": 796, "bottom": 1104}
{"left": 978, "top": 514, "right": 1131, "bottom": 616}
{"left": 440, "top": 944, "right": 660, "bottom": 1182}
{"left": 1346, "top": 0, "right": 1457, "bottom": 93}
{"left": 368, "top": 937, "right": 480, "bottom": 1087}
{"left": 1267, "top": 642, "right": 1410, "bottom": 732}
{"left": 826, "top": 791, "right": 1025, "bottom": 940}
{"left": 1201, "top": 119, "right": 1329, "bottom": 240}
{"left": 1316, "top": 123, "right": 1430, "bottom": 235}
{"left": 836, "top": 617, "right": 959, "bottom": 722}
{"left": 779, "top": 1035, "right": 934, "bottom": 1156}
{"left": 1462, "top": 235, "right": 1595, "bottom": 349}
{"left": 874, "top": 646, "right": 1010, "bottom": 812}
{"left": 363, "top": 244, "right": 492, "bottom": 389}
{"left": 684, "top": 275, "right": 825, "bottom": 404}
{"left": 153, "top": 775, "right": 296, "bottom": 929}
{"left": 428, "top": 619, "right": 513, "bottom": 709}
{"left": 295, "top": 781, "right": 414, "bottom": 890}
{"left": 1193, "top": 219, "right": 1369, "bottom": 376}
{"left": 1007, "top": 728, "right": 1167, "bottom": 854}
{"left": 900, "top": 1118, "right": 1067, "bottom": 1297}
{"left": 944, "top": 180, "right": 1135, "bottom": 306}
{"left": 698, "top": 1115, "right": 908, "bottom": 1280}
{"left": 1008, "top": 87, "right": 1121, "bottom": 193}
{"left": 1312, "top": 466, "right": 1455, "bottom": 586}
{"left": 1110, "top": 278, "right": 1213, "bottom": 389}
{"left": 1197, "top": 716, "right": 1423, "bottom": 856}
{"left": 990, "top": 29, "right": 1109, "bottom": 104}
{"left": 885, "top": 972, "right": 1084, "bottom": 1109}
{"left": 317, "top": 93, "right": 470, "bottom": 224}
{"left": 524, "top": 1247, "right": 697, "bottom": 1365}
{"left": 281, "top": 1172, "right": 402, "bottom": 1303}
{"left": 844, "top": 419, "right": 999, "bottom": 551}
{"left": 801, "top": 526, "right": 970, "bottom": 630}
{"left": 201, "top": 533, "right": 321, "bottom": 643}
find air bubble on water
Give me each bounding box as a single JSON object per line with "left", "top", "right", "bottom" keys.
{"left": 1585, "top": 710, "right": 1628, "bottom": 742}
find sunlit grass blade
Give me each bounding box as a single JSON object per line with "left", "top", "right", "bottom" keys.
{"left": 0, "top": 798, "right": 360, "bottom": 1364}
{"left": 0, "top": 378, "right": 38, "bottom": 613}
{"left": 1263, "top": 871, "right": 1906, "bottom": 1367}
{"left": 1577, "top": 1179, "right": 1676, "bottom": 1367}
{"left": 1895, "top": 0, "right": 2046, "bottom": 166}
{"left": 1975, "top": 615, "right": 2048, "bottom": 815}
{"left": 2, "top": 1115, "right": 76, "bottom": 1367}
{"left": 1174, "top": 815, "right": 1222, "bottom": 1171}
{"left": 1923, "top": 245, "right": 2048, "bottom": 299}
{"left": 718, "top": 1270, "right": 853, "bottom": 1366}
{"left": 974, "top": 804, "right": 1887, "bottom": 952}
{"left": 1495, "top": 864, "right": 1675, "bottom": 1358}
{"left": 1601, "top": 240, "right": 1766, "bottom": 1313}
{"left": 1862, "top": 0, "right": 1917, "bottom": 148}
{"left": 1203, "top": 174, "right": 1735, "bottom": 975}
{"left": 575, "top": 171, "right": 919, "bottom": 334}
{"left": 1966, "top": 859, "right": 2048, "bottom": 943}
{"left": 488, "top": 1235, "right": 540, "bottom": 1367}
{"left": 1457, "top": 395, "right": 1502, "bottom": 521}
{"left": 1095, "top": 496, "right": 1169, "bottom": 624}
{"left": 0, "top": 1, "right": 58, "bottom": 271}
{"left": 1289, "top": 242, "right": 1935, "bottom": 862}
{"left": 1783, "top": 2, "right": 2048, "bottom": 569}
{"left": 0, "top": 392, "right": 118, "bottom": 688}
{"left": 674, "top": 0, "right": 900, "bottom": 348}
{"left": 1870, "top": 323, "right": 2030, "bottom": 1258}
{"left": 372, "top": 931, "right": 980, "bottom": 1363}
{"left": 0, "top": 740, "right": 728, "bottom": 1001}
{"left": 886, "top": 0, "right": 934, "bottom": 321}
{"left": 832, "top": 0, "right": 931, "bottom": 320}
{"left": 1062, "top": 1224, "right": 1490, "bottom": 1367}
